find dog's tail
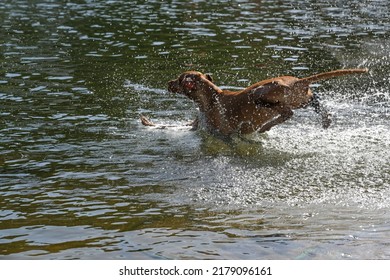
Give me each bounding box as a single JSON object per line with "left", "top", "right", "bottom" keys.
{"left": 300, "top": 68, "right": 368, "bottom": 84}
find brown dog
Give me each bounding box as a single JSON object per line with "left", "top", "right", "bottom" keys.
{"left": 142, "top": 68, "right": 368, "bottom": 136}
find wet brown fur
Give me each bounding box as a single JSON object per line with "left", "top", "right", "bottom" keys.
{"left": 143, "top": 68, "right": 368, "bottom": 136}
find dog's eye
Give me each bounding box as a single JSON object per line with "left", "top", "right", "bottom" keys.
{"left": 179, "top": 75, "right": 189, "bottom": 83}
{"left": 181, "top": 75, "right": 195, "bottom": 83}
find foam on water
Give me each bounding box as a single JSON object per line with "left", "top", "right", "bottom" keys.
{"left": 1, "top": 0, "right": 389, "bottom": 260}
{"left": 140, "top": 88, "right": 390, "bottom": 212}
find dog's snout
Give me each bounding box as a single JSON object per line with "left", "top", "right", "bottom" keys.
{"left": 168, "top": 79, "right": 179, "bottom": 93}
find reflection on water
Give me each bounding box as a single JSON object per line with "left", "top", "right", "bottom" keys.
{"left": 1, "top": 0, "right": 390, "bottom": 259}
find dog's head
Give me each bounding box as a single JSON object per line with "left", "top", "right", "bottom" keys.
{"left": 168, "top": 71, "right": 214, "bottom": 101}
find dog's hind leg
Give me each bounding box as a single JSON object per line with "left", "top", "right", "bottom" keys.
{"left": 309, "top": 93, "right": 332, "bottom": 129}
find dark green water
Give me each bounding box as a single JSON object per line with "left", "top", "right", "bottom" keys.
{"left": 1, "top": 0, "right": 389, "bottom": 259}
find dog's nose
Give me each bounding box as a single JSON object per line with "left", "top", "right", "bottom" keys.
{"left": 168, "top": 80, "right": 178, "bottom": 92}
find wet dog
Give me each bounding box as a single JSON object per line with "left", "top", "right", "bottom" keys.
{"left": 142, "top": 68, "right": 368, "bottom": 136}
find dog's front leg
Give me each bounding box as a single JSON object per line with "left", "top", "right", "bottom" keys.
{"left": 258, "top": 106, "right": 293, "bottom": 133}
{"left": 140, "top": 115, "right": 155, "bottom": 126}
{"left": 187, "top": 117, "right": 199, "bottom": 131}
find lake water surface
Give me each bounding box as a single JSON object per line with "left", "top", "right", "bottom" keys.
{"left": 1, "top": 0, "right": 390, "bottom": 259}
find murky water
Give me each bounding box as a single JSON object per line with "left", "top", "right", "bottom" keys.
{"left": 1, "top": 0, "right": 389, "bottom": 259}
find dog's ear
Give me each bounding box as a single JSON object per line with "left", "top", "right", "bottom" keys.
{"left": 183, "top": 76, "right": 196, "bottom": 90}
{"left": 205, "top": 74, "right": 213, "bottom": 82}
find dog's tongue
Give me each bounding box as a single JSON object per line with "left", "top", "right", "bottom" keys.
{"left": 184, "top": 80, "right": 196, "bottom": 90}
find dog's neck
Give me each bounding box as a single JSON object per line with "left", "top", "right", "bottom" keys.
{"left": 194, "top": 82, "right": 223, "bottom": 112}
